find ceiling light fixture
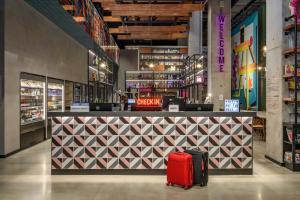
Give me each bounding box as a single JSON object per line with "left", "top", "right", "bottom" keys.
{"left": 100, "top": 62, "right": 106, "bottom": 68}
{"left": 149, "top": 63, "right": 154, "bottom": 68}
{"left": 196, "top": 63, "right": 202, "bottom": 69}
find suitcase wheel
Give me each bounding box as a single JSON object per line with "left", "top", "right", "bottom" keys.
{"left": 166, "top": 182, "right": 174, "bottom": 186}
{"left": 184, "top": 186, "right": 190, "bottom": 190}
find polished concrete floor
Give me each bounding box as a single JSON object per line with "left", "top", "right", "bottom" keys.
{"left": 0, "top": 140, "right": 300, "bottom": 200}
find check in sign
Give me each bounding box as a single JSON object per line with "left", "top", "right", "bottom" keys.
{"left": 224, "top": 99, "right": 240, "bottom": 112}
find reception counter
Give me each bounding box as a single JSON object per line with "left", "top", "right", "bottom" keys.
{"left": 49, "top": 111, "right": 255, "bottom": 175}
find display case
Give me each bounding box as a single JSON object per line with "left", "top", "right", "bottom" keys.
{"left": 282, "top": 15, "right": 300, "bottom": 171}
{"left": 20, "top": 79, "right": 45, "bottom": 125}
{"left": 48, "top": 81, "right": 64, "bottom": 112}
{"left": 139, "top": 46, "right": 188, "bottom": 71}
{"left": 181, "top": 54, "right": 207, "bottom": 103}
{"left": 20, "top": 73, "right": 46, "bottom": 149}
{"left": 125, "top": 71, "right": 183, "bottom": 97}
{"left": 74, "top": 83, "right": 88, "bottom": 103}
{"left": 64, "top": 81, "right": 73, "bottom": 111}
{"left": 88, "top": 50, "right": 114, "bottom": 103}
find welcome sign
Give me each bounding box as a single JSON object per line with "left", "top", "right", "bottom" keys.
{"left": 217, "top": 15, "right": 225, "bottom": 72}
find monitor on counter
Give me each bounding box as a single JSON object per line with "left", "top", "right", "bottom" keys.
{"left": 128, "top": 99, "right": 136, "bottom": 104}
{"left": 185, "top": 104, "right": 214, "bottom": 111}
{"left": 162, "top": 96, "right": 176, "bottom": 110}
{"left": 224, "top": 99, "right": 240, "bottom": 112}
{"left": 90, "top": 103, "right": 113, "bottom": 111}
{"left": 173, "top": 98, "right": 185, "bottom": 111}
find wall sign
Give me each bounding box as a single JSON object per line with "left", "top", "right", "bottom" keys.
{"left": 168, "top": 105, "right": 179, "bottom": 112}
{"left": 136, "top": 98, "right": 161, "bottom": 107}
{"left": 224, "top": 99, "right": 240, "bottom": 112}
{"left": 217, "top": 15, "right": 226, "bottom": 72}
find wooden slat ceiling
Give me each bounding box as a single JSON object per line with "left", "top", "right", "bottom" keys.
{"left": 94, "top": 0, "right": 205, "bottom": 39}
{"left": 63, "top": 0, "right": 206, "bottom": 46}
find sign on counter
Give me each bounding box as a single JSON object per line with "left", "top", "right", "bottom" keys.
{"left": 224, "top": 99, "right": 240, "bottom": 112}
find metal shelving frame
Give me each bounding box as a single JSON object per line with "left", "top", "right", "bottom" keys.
{"left": 283, "top": 15, "right": 300, "bottom": 171}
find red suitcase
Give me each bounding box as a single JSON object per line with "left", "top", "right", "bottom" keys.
{"left": 166, "top": 152, "right": 193, "bottom": 189}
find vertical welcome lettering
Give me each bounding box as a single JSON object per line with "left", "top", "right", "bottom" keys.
{"left": 217, "top": 15, "right": 225, "bottom": 72}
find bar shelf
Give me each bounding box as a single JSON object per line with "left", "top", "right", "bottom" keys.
{"left": 283, "top": 15, "right": 300, "bottom": 171}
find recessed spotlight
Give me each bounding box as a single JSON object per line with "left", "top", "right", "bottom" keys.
{"left": 100, "top": 63, "right": 106, "bottom": 68}
{"left": 196, "top": 63, "right": 202, "bottom": 69}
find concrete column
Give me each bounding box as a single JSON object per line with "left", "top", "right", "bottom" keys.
{"left": 188, "top": 11, "right": 203, "bottom": 56}
{"left": 265, "top": 0, "right": 289, "bottom": 163}
{"left": 207, "top": 0, "right": 231, "bottom": 111}
{"left": 0, "top": 0, "right": 4, "bottom": 156}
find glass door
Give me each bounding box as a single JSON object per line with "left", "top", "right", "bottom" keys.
{"left": 20, "top": 73, "right": 46, "bottom": 149}
{"left": 48, "top": 82, "right": 64, "bottom": 112}
{"left": 20, "top": 79, "right": 45, "bottom": 125}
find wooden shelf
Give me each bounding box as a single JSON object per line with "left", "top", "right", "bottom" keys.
{"left": 283, "top": 98, "right": 300, "bottom": 104}
{"left": 284, "top": 24, "right": 300, "bottom": 33}
{"left": 288, "top": 87, "right": 300, "bottom": 90}
{"left": 283, "top": 48, "right": 300, "bottom": 57}
{"left": 284, "top": 140, "right": 293, "bottom": 145}
{"left": 283, "top": 122, "right": 300, "bottom": 127}
{"left": 283, "top": 75, "right": 295, "bottom": 80}
{"left": 284, "top": 162, "right": 300, "bottom": 171}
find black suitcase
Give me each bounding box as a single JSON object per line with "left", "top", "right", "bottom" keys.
{"left": 184, "top": 149, "right": 208, "bottom": 186}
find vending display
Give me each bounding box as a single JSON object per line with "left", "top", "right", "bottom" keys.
{"left": 64, "top": 81, "right": 73, "bottom": 111}
{"left": 48, "top": 83, "right": 64, "bottom": 112}
{"left": 74, "top": 83, "right": 83, "bottom": 103}
{"left": 20, "top": 79, "right": 45, "bottom": 125}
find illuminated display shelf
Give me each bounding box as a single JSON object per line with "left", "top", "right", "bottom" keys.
{"left": 139, "top": 47, "right": 188, "bottom": 71}
{"left": 283, "top": 15, "right": 300, "bottom": 171}
{"left": 20, "top": 79, "right": 45, "bottom": 126}
{"left": 180, "top": 54, "right": 207, "bottom": 103}
{"left": 88, "top": 51, "right": 114, "bottom": 103}
{"left": 48, "top": 83, "right": 64, "bottom": 112}
{"left": 125, "top": 71, "right": 183, "bottom": 96}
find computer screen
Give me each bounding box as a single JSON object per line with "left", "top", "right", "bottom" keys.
{"left": 128, "top": 99, "right": 136, "bottom": 104}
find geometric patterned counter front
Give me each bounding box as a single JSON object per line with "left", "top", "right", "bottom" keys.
{"left": 51, "top": 116, "right": 253, "bottom": 173}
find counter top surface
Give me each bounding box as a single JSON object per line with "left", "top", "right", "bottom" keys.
{"left": 48, "top": 111, "right": 256, "bottom": 117}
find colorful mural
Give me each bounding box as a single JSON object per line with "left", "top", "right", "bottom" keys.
{"left": 59, "top": 0, "right": 119, "bottom": 63}
{"left": 232, "top": 12, "right": 258, "bottom": 110}
{"left": 290, "top": 0, "right": 300, "bottom": 23}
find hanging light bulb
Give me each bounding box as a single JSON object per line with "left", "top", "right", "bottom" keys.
{"left": 263, "top": 46, "right": 267, "bottom": 52}
{"left": 196, "top": 63, "right": 202, "bottom": 69}
{"left": 149, "top": 63, "right": 154, "bottom": 68}
{"left": 100, "top": 62, "right": 106, "bottom": 68}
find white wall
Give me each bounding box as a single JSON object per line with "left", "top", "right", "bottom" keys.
{"left": 2, "top": 0, "right": 88, "bottom": 155}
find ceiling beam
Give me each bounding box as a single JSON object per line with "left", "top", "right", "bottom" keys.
{"left": 101, "top": 3, "right": 204, "bottom": 11}
{"left": 62, "top": 5, "right": 75, "bottom": 11}
{"left": 97, "top": 1, "right": 204, "bottom": 16}
{"left": 103, "top": 16, "right": 122, "bottom": 22}
{"left": 103, "top": 16, "right": 189, "bottom": 22}
{"left": 73, "top": 16, "right": 86, "bottom": 23}
{"left": 109, "top": 25, "right": 189, "bottom": 34}
{"left": 117, "top": 32, "right": 188, "bottom": 40}
{"left": 111, "top": 10, "right": 191, "bottom": 17}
